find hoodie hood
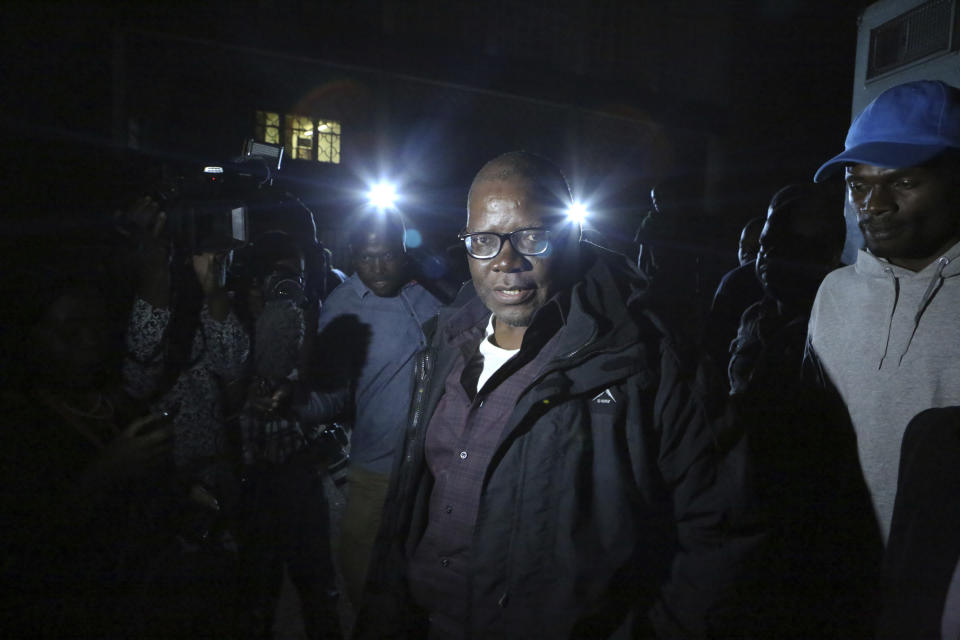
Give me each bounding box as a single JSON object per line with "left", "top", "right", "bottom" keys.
{"left": 854, "top": 240, "right": 960, "bottom": 367}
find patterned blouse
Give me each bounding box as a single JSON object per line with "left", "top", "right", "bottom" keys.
{"left": 123, "top": 298, "right": 249, "bottom": 482}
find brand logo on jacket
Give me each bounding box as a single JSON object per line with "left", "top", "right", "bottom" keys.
{"left": 591, "top": 388, "right": 617, "bottom": 405}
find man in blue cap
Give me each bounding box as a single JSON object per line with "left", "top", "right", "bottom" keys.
{"left": 807, "top": 79, "right": 960, "bottom": 543}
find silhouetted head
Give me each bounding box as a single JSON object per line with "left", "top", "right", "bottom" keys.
{"left": 650, "top": 178, "right": 690, "bottom": 218}
{"left": 756, "top": 184, "right": 845, "bottom": 308}
{"left": 636, "top": 177, "right": 704, "bottom": 279}
{"left": 738, "top": 217, "right": 765, "bottom": 266}
{"left": 28, "top": 284, "right": 117, "bottom": 390}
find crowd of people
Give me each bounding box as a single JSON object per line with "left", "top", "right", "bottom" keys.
{"left": 1, "top": 78, "right": 959, "bottom": 639}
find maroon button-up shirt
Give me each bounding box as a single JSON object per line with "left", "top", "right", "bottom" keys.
{"left": 407, "top": 310, "right": 562, "bottom": 638}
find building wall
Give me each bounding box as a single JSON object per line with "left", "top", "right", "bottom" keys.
{"left": 118, "top": 27, "right": 715, "bottom": 263}
{"left": 853, "top": 0, "right": 960, "bottom": 115}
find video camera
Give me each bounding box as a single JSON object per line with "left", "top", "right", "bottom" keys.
{"left": 148, "top": 140, "right": 285, "bottom": 255}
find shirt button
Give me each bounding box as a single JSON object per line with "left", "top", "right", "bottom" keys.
{"left": 459, "top": 451, "right": 468, "bottom": 460}
{"left": 440, "top": 558, "right": 450, "bottom": 568}
{"left": 445, "top": 505, "right": 453, "bottom": 514}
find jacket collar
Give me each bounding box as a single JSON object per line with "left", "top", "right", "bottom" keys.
{"left": 437, "top": 243, "right": 650, "bottom": 374}
{"left": 438, "top": 291, "right": 489, "bottom": 347}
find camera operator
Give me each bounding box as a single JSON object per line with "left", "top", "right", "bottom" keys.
{"left": 122, "top": 194, "right": 249, "bottom": 493}
{"left": 118, "top": 194, "right": 249, "bottom": 639}
{"left": 231, "top": 230, "right": 342, "bottom": 640}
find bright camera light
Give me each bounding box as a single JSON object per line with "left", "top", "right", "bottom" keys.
{"left": 367, "top": 182, "right": 398, "bottom": 210}
{"left": 567, "top": 201, "right": 589, "bottom": 225}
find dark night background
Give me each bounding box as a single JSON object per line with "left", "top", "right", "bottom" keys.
{"left": 1, "top": 0, "right": 873, "bottom": 272}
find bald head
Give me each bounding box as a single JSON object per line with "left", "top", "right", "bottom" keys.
{"left": 463, "top": 152, "right": 580, "bottom": 349}
{"left": 468, "top": 151, "right": 572, "bottom": 223}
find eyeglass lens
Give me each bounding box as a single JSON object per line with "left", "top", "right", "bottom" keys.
{"left": 464, "top": 229, "right": 550, "bottom": 258}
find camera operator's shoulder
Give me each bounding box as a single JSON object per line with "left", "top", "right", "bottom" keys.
{"left": 320, "top": 275, "right": 363, "bottom": 310}
{"left": 316, "top": 278, "right": 366, "bottom": 335}
{"left": 405, "top": 279, "right": 446, "bottom": 311}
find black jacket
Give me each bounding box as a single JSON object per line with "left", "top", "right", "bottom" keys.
{"left": 879, "top": 407, "right": 960, "bottom": 639}
{"left": 357, "top": 244, "right": 752, "bottom": 639}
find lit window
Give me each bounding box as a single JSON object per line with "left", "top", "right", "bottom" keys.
{"left": 255, "top": 111, "right": 280, "bottom": 145}
{"left": 286, "top": 115, "right": 315, "bottom": 161}
{"left": 254, "top": 112, "right": 342, "bottom": 164}
{"left": 316, "top": 119, "right": 342, "bottom": 164}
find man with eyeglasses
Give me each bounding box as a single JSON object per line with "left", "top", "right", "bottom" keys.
{"left": 357, "top": 151, "right": 750, "bottom": 639}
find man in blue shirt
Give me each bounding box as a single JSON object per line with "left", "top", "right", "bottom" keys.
{"left": 296, "top": 210, "right": 441, "bottom": 609}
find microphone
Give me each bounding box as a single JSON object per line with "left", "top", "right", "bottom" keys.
{"left": 254, "top": 299, "right": 305, "bottom": 381}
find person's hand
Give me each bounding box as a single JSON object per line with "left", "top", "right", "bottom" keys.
{"left": 246, "top": 277, "right": 265, "bottom": 319}
{"left": 188, "top": 484, "right": 221, "bottom": 512}
{"left": 115, "top": 195, "right": 167, "bottom": 239}
{"left": 82, "top": 412, "right": 174, "bottom": 488}
{"left": 248, "top": 380, "right": 293, "bottom": 417}
{"left": 193, "top": 252, "right": 232, "bottom": 320}
{"left": 119, "top": 196, "right": 171, "bottom": 307}
{"left": 192, "top": 252, "right": 225, "bottom": 295}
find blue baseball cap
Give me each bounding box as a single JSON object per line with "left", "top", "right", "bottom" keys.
{"left": 814, "top": 80, "right": 960, "bottom": 182}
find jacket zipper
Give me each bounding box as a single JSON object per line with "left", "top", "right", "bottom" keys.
{"left": 408, "top": 349, "right": 433, "bottom": 453}
{"left": 381, "top": 346, "right": 434, "bottom": 547}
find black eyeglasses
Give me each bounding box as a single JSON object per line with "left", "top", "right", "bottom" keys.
{"left": 457, "top": 227, "right": 553, "bottom": 259}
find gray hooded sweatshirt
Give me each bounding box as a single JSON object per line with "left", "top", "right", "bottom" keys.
{"left": 808, "top": 240, "right": 960, "bottom": 541}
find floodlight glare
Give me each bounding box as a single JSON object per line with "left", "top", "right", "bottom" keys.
{"left": 567, "top": 201, "right": 589, "bottom": 225}
{"left": 367, "top": 182, "right": 398, "bottom": 210}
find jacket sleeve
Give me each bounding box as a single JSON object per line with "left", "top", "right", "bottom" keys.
{"left": 879, "top": 407, "right": 960, "bottom": 639}
{"left": 797, "top": 340, "right": 884, "bottom": 637}
{"left": 123, "top": 297, "right": 250, "bottom": 399}
{"left": 122, "top": 297, "right": 170, "bottom": 399}
{"left": 646, "top": 345, "right": 763, "bottom": 639}
{"left": 352, "top": 345, "right": 436, "bottom": 640}
{"left": 291, "top": 388, "right": 351, "bottom": 424}
{"left": 197, "top": 303, "right": 249, "bottom": 381}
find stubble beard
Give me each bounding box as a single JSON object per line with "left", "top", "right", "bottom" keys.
{"left": 495, "top": 309, "right": 534, "bottom": 328}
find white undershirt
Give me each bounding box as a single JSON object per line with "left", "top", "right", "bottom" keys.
{"left": 476, "top": 315, "right": 519, "bottom": 392}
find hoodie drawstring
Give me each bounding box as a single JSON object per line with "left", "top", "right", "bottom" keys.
{"left": 878, "top": 267, "right": 899, "bottom": 370}
{"left": 898, "top": 256, "right": 950, "bottom": 365}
